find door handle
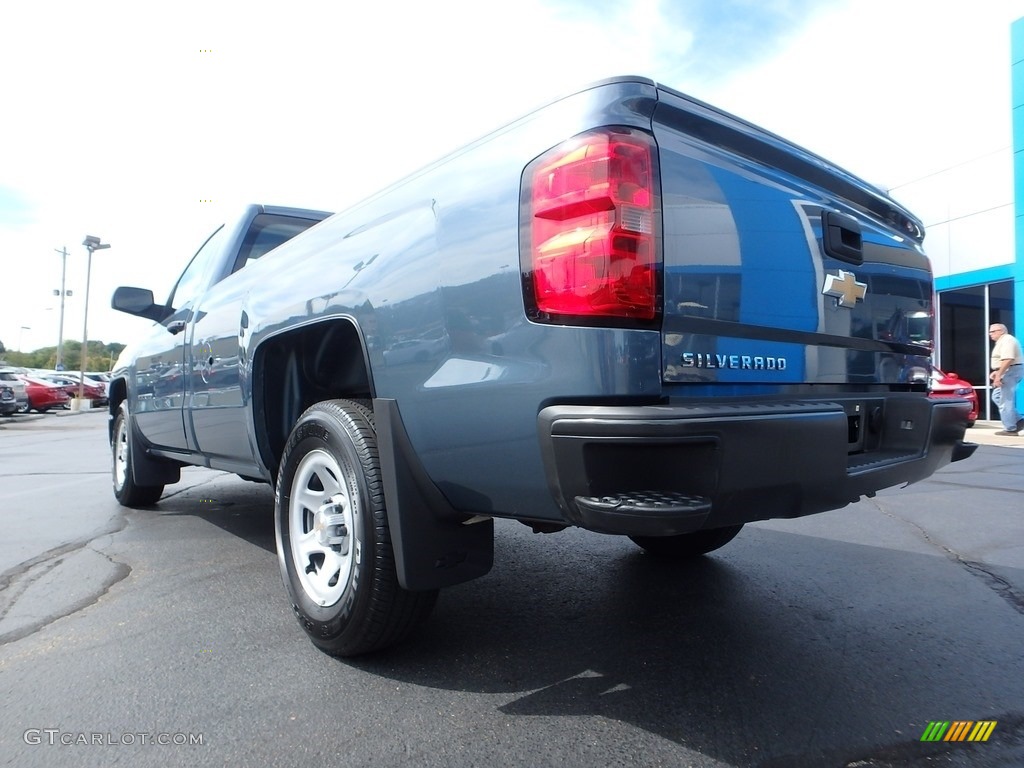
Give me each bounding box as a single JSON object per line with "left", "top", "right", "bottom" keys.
{"left": 823, "top": 211, "right": 863, "bottom": 265}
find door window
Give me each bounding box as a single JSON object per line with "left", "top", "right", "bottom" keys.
{"left": 167, "top": 225, "right": 228, "bottom": 309}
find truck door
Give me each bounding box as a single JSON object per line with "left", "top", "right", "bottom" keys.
{"left": 133, "top": 226, "right": 228, "bottom": 452}
{"left": 188, "top": 213, "right": 324, "bottom": 464}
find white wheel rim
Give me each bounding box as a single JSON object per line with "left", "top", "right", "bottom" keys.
{"left": 288, "top": 448, "right": 359, "bottom": 607}
{"left": 114, "top": 415, "right": 129, "bottom": 489}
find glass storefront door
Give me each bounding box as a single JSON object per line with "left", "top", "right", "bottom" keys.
{"left": 938, "top": 280, "right": 1016, "bottom": 421}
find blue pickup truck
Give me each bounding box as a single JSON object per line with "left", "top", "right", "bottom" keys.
{"left": 109, "top": 76, "right": 976, "bottom": 656}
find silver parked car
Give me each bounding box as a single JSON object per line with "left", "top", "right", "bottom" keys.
{"left": 0, "top": 368, "right": 29, "bottom": 413}
{"left": 1, "top": 385, "right": 18, "bottom": 415}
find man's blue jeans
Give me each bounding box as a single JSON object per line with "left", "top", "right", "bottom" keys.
{"left": 992, "top": 365, "right": 1022, "bottom": 430}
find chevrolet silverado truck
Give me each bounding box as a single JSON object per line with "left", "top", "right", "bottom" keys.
{"left": 109, "top": 77, "right": 977, "bottom": 656}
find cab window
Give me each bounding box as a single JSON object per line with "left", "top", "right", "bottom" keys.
{"left": 231, "top": 214, "right": 320, "bottom": 274}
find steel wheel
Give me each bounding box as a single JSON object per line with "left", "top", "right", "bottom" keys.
{"left": 630, "top": 524, "right": 743, "bottom": 559}
{"left": 114, "top": 412, "right": 130, "bottom": 490}
{"left": 275, "top": 399, "right": 437, "bottom": 656}
{"left": 111, "top": 401, "right": 164, "bottom": 506}
{"left": 288, "top": 448, "right": 359, "bottom": 608}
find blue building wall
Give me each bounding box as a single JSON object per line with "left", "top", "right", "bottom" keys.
{"left": 1012, "top": 19, "right": 1024, "bottom": 329}
{"left": 1007, "top": 18, "right": 1024, "bottom": 417}
{"left": 931, "top": 20, "right": 1024, "bottom": 422}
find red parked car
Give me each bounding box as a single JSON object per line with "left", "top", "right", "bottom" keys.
{"left": 39, "top": 374, "right": 106, "bottom": 405}
{"left": 19, "top": 376, "right": 71, "bottom": 412}
{"left": 929, "top": 367, "right": 978, "bottom": 427}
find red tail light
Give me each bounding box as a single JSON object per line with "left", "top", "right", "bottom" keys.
{"left": 523, "top": 127, "right": 659, "bottom": 323}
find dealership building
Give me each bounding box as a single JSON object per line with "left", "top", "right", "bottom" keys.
{"left": 895, "top": 18, "right": 1024, "bottom": 420}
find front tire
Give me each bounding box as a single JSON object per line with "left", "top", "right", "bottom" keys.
{"left": 630, "top": 524, "right": 743, "bottom": 559}
{"left": 276, "top": 399, "right": 437, "bottom": 657}
{"left": 112, "top": 401, "right": 164, "bottom": 506}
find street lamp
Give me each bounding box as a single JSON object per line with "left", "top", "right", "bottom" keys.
{"left": 78, "top": 235, "right": 110, "bottom": 403}
{"left": 54, "top": 247, "right": 72, "bottom": 371}
{"left": 19, "top": 326, "right": 31, "bottom": 352}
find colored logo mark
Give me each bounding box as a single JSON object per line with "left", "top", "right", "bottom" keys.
{"left": 920, "top": 721, "right": 997, "bottom": 742}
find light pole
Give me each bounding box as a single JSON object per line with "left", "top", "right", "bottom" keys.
{"left": 78, "top": 235, "right": 110, "bottom": 403}
{"left": 19, "top": 326, "right": 31, "bottom": 352}
{"left": 54, "top": 246, "right": 72, "bottom": 371}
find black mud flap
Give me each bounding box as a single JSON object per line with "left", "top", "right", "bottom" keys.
{"left": 128, "top": 419, "right": 181, "bottom": 487}
{"left": 374, "top": 398, "right": 494, "bottom": 591}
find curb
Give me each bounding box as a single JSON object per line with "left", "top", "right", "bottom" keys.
{"left": 54, "top": 407, "right": 108, "bottom": 418}
{"left": 0, "top": 408, "right": 106, "bottom": 429}
{"left": 0, "top": 413, "right": 45, "bottom": 429}
{"left": 966, "top": 420, "right": 1024, "bottom": 448}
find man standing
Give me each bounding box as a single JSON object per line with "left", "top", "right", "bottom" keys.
{"left": 988, "top": 323, "right": 1024, "bottom": 435}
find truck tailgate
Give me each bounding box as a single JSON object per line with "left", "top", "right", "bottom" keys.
{"left": 653, "top": 87, "right": 933, "bottom": 387}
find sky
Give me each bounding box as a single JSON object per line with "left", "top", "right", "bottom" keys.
{"left": 3, "top": 0, "right": 1024, "bottom": 356}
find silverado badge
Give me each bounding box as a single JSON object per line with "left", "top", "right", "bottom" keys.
{"left": 823, "top": 269, "right": 867, "bottom": 308}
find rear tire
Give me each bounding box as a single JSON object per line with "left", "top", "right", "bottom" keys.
{"left": 630, "top": 525, "right": 743, "bottom": 559}
{"left": 276, "top": 399, "right": 437, "bottom": 657}
{"left": 112, "top": 401, "right": 164, "bottom": 506}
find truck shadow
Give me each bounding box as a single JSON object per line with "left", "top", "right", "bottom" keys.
{"left": 153, "top": 470, "right": 277, "bottom": 554}
{"left": 353, "top": 521, "right": 1024, "bottom": 766}
{"left": 146, "top": 474, "right": 1023, "bottom": 766}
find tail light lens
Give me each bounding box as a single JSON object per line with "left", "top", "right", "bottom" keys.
{"left": 522, "top": 127, "right": 659, "bottom": 323}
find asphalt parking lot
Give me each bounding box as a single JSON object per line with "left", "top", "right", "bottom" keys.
{"left": 0, "top": 410, "right": 1021, "bottom": 767}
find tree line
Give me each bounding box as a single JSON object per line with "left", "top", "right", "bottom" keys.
{"left": 0, "top": 339, "right": 126, "bottom": 371}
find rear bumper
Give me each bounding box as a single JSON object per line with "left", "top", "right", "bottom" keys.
{"left": 538, "top": 394, "right": 976, "bottom": 536}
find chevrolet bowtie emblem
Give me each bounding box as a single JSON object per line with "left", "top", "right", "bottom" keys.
{"left": 822, "top": 270, "right": 867, "bottom": 308}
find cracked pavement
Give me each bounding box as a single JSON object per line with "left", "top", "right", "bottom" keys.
{"left": 0, "top": 411, "right": 1021, "bottom": 767}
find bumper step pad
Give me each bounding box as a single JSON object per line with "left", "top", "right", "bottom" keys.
{"left": 572, "top": 491, "right": 712, "bottom": 536}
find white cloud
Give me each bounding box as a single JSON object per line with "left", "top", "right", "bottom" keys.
{"left": 706, "top": 1, "right": 1019, "bottom": 185}
{"left": 3, "top": 0, "right": 1024, "bottom": 352}
{"left": 2, "top": 0, "right": 705, "bottom": 353}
